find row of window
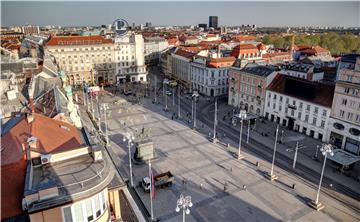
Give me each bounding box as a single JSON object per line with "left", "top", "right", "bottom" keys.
{"left": 268, "top": 92, "right": 327, "bottom": 117}
{"left": 341, "top": 98, "right": 360, "bottom": 111}
{"left": 62, "top": 190, "right": 107, "bottom": 222}
{"left": 344, "top": 87, "right": 359, "bottom": 96}
{"left": 339, "top": 110, "right": 360, "bottom": 123}
{"left": 54, "top": 46, "right": 112, "bottom": 52}
{"left": 191, "top": 67, "right": 229, "bottom": 78}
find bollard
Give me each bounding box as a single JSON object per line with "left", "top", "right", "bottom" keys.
{"left": 256, "top": 162, "right": 260, "bottom": 167}
{"left": 292, "top": 184, "right": 296, "bottom": 189}
{"left": 243, "top": 185, "right": 247, "bottom": 191}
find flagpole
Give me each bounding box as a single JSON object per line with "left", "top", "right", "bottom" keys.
{"left": 149, "top": 160, "right": 154, "bottom": 221}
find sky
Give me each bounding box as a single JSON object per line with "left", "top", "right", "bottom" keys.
{"left": 1, "top": 1, "right": 360, "bottom": 27}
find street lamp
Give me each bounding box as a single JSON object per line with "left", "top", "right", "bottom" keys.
{"left": 123, "top": 133, "right": 135, "bottom": 187}
{"left": 211, "top": 98, "right": 218, "bottom": 143}
{"left": 163, "top": 79, "right": 169, "bottom": 111}
{"left": 192, "top": 91, "right": 199, "bottom": 129}
{"left": 266, "top": 124, "right": 279, "bottom": 181}
{"left": 177, "top": 85, "right": 181, "bottom": 118}
{"left": 237, "top": 110, "right": 247, "bottom": 159}
{"left": 308, "top": 143, "right": 334, "bottom": 211}
{"left": 100, "top": 103, "right": 109, "bottom": 144}
{"left": 175, "top": 194, "right": 193, "bottom": 222}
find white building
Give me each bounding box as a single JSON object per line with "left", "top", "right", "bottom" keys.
{"left": 191, "top": 56, "right": 234, "bottom": 97}
{"left": 114, "top": 33, "right": 147, "bottom": 83}
{"left": 144, "top": 37, "right": 169, "bottom": 65}
{"left": 264, "top": 74, "right": 334, "bottom": 142}
{"left": 327, "top": 54, "right": 360, "bottom": 155}
{"left": 171, "top": 49, "right": 195, "bottom": 88}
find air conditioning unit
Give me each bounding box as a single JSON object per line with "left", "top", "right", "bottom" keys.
{"left": 41, "top": 154, "right": 52, "bottom": 165}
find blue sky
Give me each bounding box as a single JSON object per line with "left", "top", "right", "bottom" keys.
{"left": 1, "top": 1, "right": 359, "bottom": 27}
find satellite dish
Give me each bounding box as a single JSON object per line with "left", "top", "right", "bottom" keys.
{"left": 112, "top": 19, "right": 129, "bottom": 36}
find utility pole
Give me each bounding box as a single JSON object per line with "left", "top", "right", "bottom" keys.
{"left": 212, "top": 98, "right": 217, "bottom": 142}
{"left": 247, "top": 120, "right": 250, "bottom": 144}
{"left": 293, "top": 142, "right": 299, "bottom": 169}
{"left": 97, "top": 95, "right": 101, "bottom": 132}
{"left": 102, "top": 104, "right": 109, "bottom": 144}
{"left": 178, "top": 86, "right": 181, "bottom": 118}
{"left": 172, "top": 87, "right": 175, "bottom": 106}
{"left": 267, "top": 125, "right": 279, "bottom": 181}
{"left": 90, "top": 95, "right": 95, "bottom": 119}
{"left": 154, "top": 75, "right": 157, "bottom": 103}
{"left": 149, "top": 160, "right": 154, "bottom": 221}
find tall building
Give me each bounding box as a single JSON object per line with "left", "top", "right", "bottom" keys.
{"left": 209, "top": 16, "right": 218, "bottom": 29}
{"left": 198, "top": 24, "right": 207, "bottom": 30}
{"left": 46, "top": 35, "right": 115, "bottom": 86}
{"left": 145, "top": 22, "right": 152, "bottom": 28}
{"left": 114, "top": 33, "right": 148, "bottom": 83}
{"left": 21, "top": 25, "right": 40, "bottom": 35}
{"left": 327, "top": 54, "right": 360, "bottom": 155}
{"left": 264, "top": 74, "right": 334, "bottom": 142}
{"left": 228, "top": 64, "right": 278, "bottom": 116}
{"left": 144, "top": 36, "right": 169, "bottom": 65}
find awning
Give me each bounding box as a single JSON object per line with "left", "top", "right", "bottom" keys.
{"left": 327, "top": 149, "right": 360, "bottom": 166}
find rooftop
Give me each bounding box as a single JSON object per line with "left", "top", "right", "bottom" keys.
{"left": 242, "top": 64, "right": 278, "bottom": 77}
{"left": 267, "top": 74, "right": 335, "bottom": 107}
{"left": 47, "top": 35, "right": 113, "bottom": 46}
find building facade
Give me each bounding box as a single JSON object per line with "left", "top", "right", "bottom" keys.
{"left": 114, "top": 34, "right": 148, "bottom": 83}
{"left": 171, "top": 49, "right": 195, "bottom": 88}
{"left": 46, "top": 36, "right": 115, "bottom": 86}
{"left": 264, "top": 74, "right": 334, "bottom": 142}
{"left": 209, "top": 16, "right": 218, "bottom": 29}
{"left": 144, "top": 37, "right": 169, "bottom": 65}
{"left": 228, "top": 64, "right": 277, "bottom": 116}
{"left": 191, "top": 56, "right": 234, "bottom": 97}
{"left": 327, "top": 54, "right": 360, "bottom": 155}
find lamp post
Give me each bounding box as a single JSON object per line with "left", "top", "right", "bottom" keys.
{"left": 172, "top": 87, "right": 175, "bottom": 106}
{"left": 308, "top": 144, "right": 334, "bottom": 211}
{"left": 212, "top": 98, "right": 218, "bottom": 143}
{"left": 175, "top": 194, "right": 193, "bottom": 222}
{"left": 247, "top": 119, "right": 250, "bottom": 144}
{"left": 96, "top": 95, "right": 101, "bottom": 132}
{"left": 149, "top": 160, "right": 154, "bottom": 221}
{"left": 100, "top": 103, "right": 109, "bottom": 144}
{"left": 192, "top": 91, "right": 199, "bottom": 129}
{"left": 237, "top": 110, "right": 247, "bottom": 159}
{"left": 154, "top": 75, "right": 157, "bottom": 104}
{"left": 266, "top": 125, "right": 279, "bottom": 181}
{"left": 123, "top": 134, "right": 135, "bottom": 187}
{"left": 163, "top": 79, "right": 168, "bottom": 111}
{"left": 178, "top": 85, "right": 181, "bottom": 118}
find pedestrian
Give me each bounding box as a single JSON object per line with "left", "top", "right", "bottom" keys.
{"left": 200, "top": 183, "right": 203, "bottom": 189}
{"left": 243, "top": 185, "right": 247, "bottom": 191}
{"left": 224, "top": 182, "right": 227, "bottom": 191}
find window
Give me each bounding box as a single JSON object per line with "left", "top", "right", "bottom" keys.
{"left": 306, "top": 104, "right": 310, "bottom": 111}
{"left": 356, "top": 114, "right": 360, "bottom": 123}
{"left": 286, "top": 98, "right": 289, "bottom": 104}
{"left": 321, "top": 120, "right": 325, "bottom": 128}
{"left": 314, "top": 107, "right": 318, "bottom": 114}
{"left": 297, "top": 112, "right": 301, "bottom": 119}
{"left": 342, "top": 99, "right": 348, "bottom": 106}
{"left": 280, "top": 96, "right": 283, "bottom": 102}
{"left": 322, "top": 110, "right": 327, "bottom": 117}
{"left": 313, "top": 118, "right": 317, "bottom": 125}
{"left": 274, "top": 94, "right": 277, "bottom": 100}
{"left": 305, "top": 115, "right": 309, "bottom": 122}
{"left": 347, "top": 112, "right": 353, "bottom": 120}
{"left": 339, "top": 110, "right": 345, "bottom": 118}
{"left": 61, "top": 190, "right": 107, "bottom": 222}
{"left": 299, "top": 102, "right": 303, "bottom": 109}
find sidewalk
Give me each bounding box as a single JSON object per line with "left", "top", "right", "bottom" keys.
{"left": 204, "top": 100, "right": 360, "bottom": 198}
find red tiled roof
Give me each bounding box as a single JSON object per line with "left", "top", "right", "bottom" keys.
{"left": 232, "top": 35, "right": 257, "bottom": 42}
{"left": 208, "top": 57, "right": 236, "bottom": 68}
{"left": 47, "top": 35, "right": 112, "bottom": 46}
{"left": 257, "top": 43, "right": 267, "bottom": 50}
{"left": 230, "top": 44, "right": 259, "bottom": 57}
{"left": 174, "top": 49, "right": 196, "bottom": 59}
{"left": 262, "top": 51, "right": 291, "bottom": 59}
{"left": 1, "top": 113, "right": 85, "bottom": 220}
{"left": 300, "top": 46, "right": 330, "bottom": 56}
